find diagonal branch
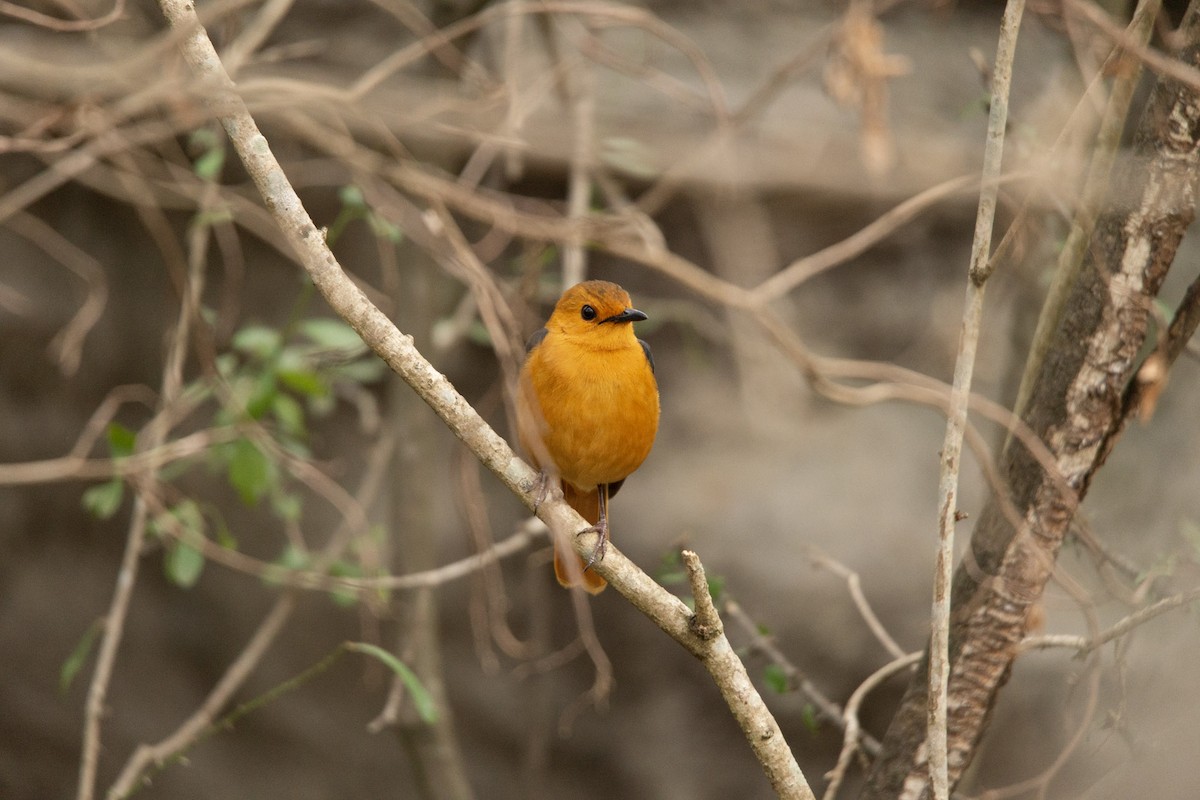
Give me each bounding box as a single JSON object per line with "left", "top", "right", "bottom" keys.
{"left": 153, "top": 2, "right": 813, "bottom": 796}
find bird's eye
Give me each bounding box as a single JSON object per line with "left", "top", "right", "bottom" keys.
{"left": 580, "top": 304, "right": 597, "bottom": 321}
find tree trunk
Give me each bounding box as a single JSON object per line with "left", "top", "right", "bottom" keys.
{"left": 860, "top": 8, "right": 1200, "bottom": 798}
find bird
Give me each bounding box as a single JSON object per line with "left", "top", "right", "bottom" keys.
{"left": 517, "top": 280, "right": 660, "bottom": 594}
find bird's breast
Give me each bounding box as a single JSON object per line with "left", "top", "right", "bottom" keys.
{"left": 522, "top": 339, "right": 660, "bottom": 491}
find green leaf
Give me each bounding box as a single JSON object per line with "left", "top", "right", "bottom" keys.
{"left": 466, "top": 319, "right": 492, "bottom": 347}
{"left": 165, "top": 539, "right": 205, "bottom": 588}
{"left": 213, "top": 516, "right": 238, "bottom": 550}
{"left": 763, "top": 663, "right": 789, "bottom": 694}
{"left": 346, "top": 642, "right": 438, "bottom": 724}
{"left": 329, "top": 358, "right": 386, "bottom": 385}
{"left": 328, "top": 561, "right": 363, "bottom": 608}
{"left": 82, "top": 480, "right": 124, "bottom": 520}
{"left": 106, "top": 422, "right": 137, "bottom": 457}
{"left": 801, "top": 704, "right": 820, "bottom": 734}
{"left": 228, "top": 438, "right": 273, "bottom": 506}
{"left": 300, "top": 318, "right": 364, "bottom": 350}
{"left": 339, "top": 184, "right": 366, "bottom": 209}
{"left": 245, "top": 371, "right": 278, "bottom": 420}
{"left": 60, "top": 619, "right": 104, "bottom": 695}
{"left": 270, "top": 490, "right": 302, "bottom": 523}
{"left": 231, "top": 325, "right": 282, "bottom": 360}
{"left": 654, "top": 551, "right": 685, "bottom": 585}
{"left": 366, "top": 212, "right": 403, "bottom": 243}
{"left": 194, "top": 145, "right": 226, "bottom": 181}
{"left": 215, "top": 352, "right": 239, "bottom": 377}
{"left": 277, "top": 367, "right": 328, "bottom": 399}
{"left": 262, "top": 544, "right": 310, "bottom": 587}
{"left": 271, "top": 392, "right": 307, "bottom": 439}
{"left": 706, "top": 575, "right": 725, "bottom": 605}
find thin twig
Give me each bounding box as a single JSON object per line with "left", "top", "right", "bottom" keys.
{"left": 76, "top": 206, "right": 205, "bottom": 800}
{"left": 929, "top": 4, "right": 1024, "bottom": 798}
{"left": 723, "top": 600, "right": 873, "bottom": 752}
{"left": 1021, "top": 586, "right": 1200, "bottom": 655}
{"left": 807, "top": 549, "right": 906, "bottom": 660}
{"left": 823, "top": 651, "right": 921, "bottom": 800}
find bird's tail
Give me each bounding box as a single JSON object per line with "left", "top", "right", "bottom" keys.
{"left": 554, "top": 482, "right": 608, "bottom": 594}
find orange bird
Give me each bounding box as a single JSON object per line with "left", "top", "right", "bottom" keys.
{"left": 517, "top": 280, "right": 660, "bottom": 594}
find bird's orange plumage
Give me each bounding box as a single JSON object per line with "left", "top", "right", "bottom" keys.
{"left": 517, "top": 281, "right": 660, "bottom": 594}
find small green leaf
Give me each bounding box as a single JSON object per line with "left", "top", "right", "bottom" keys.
{"left": 214, "top": 516, "right": 238, "bottom": 550}
{"left": 329, "top": 358, "right": 386, "bottom": 385}
{"left": 228, "top": 438, "right": 273, "bottom": 506}
{"left": 339, "top": 184, "right": 366, "bottom": 209}
{"left": 366, "top": 212, "right": 403, "bottom": 243}
{"left": 328, "top": 561, "right": 363, "bottom": 607}
{"left": 801, "top": 704, "right": 820, "bottom": 734}
{"left": 60, "top": 619, "right": 104, "bottom": 695}
{"left": 763, "top": 663, "right": 789, "bottom": 694}
{"left": 106, "top": 423, "right": 137, "bottom": 457}
{"left": 231, "top": 325, "right": 282, "bottom": 360}
{"left": 466, "top": 319, "right": 492, "bottom": 347}
{"left": 300, "top": 318, "right": 364, "bottom": 350}
{"left": 270, "top": 490, "right": 302, "bottom": 523}
{"left": 245, "top": 371, "right": 278, "bottom": 420}
{"left": 346, "top": 642, "right": 438, "bottom": 724}
{"left": 262, "top": 543, "right": 308, "bottom": 586}
{"left": 271, "top": 392, "right": 306, "bottom": 439}
{"left": 165, "top": 539, "right": 205, "bottom": 588}
{"left": 706, "top": 575, "right": 725, "bottom": 605}
{"left": 82, "top": 480, "right": 124, "bottom": 520}
{"left": 194, "top": 206, "right": 233, "bottom": 227}
{"left": 194, "top": 145, "right": 226, "bottom": 181}
{"left": 215, "top": 352, "right": 239, "bottom": 377}
{"left": 654, "top": 551, "right": 685, "bottom": 585}
{"left": 277, "top": 367, "right": 328, "bottom": 399}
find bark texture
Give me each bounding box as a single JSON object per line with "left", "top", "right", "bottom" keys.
{"left": 860, "top": 13, "right": 1200, "bottom": 799}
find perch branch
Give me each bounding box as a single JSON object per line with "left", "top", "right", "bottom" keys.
{"left": 153, "top": 2, "right": 811, "bottom": 795}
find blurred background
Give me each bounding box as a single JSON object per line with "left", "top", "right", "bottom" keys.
{"left": 3, "top": 1, "right": 1200, "bottom": 798}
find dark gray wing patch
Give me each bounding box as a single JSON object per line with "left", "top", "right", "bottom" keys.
{"left": 639, "top": 339, "right": 655, "bottom": 374}
{"left": 525, "top": 327, "right": 548, "bottom": 354}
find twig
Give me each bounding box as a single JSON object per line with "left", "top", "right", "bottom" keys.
{"left": 682, "top": 550, "right": 721, "bottom": 639}
{"left": 107, "top": 595, "right": 297, "bottom": 799}
{"left": 1021, "top": 586, "right": 1200, "bottom": 655}
{"left": 751, "top": 173, "right": 981, "bottom": 304}
{"left": 823, "top": 651, "right": 921, "bottom": 800}
{"left": 5, "top": 210, "right": 109, "bottom": 375}
{"left": 220, "top": 0, "right": 296, "bottom": 77}
{"left": 561, "top": 36, "right": 594, "bottom": 289}
{"left": 0, "top": 0, "right": 124, "bottom": 31}
{"left": 929, "top": 4, "right": 1024, "bottom": 799}
{"left": 807, "top": 549, "right": 906, "bottom": 660}
{"left": 76, "top": 200, "right": 205, "bottom": 800}
{"left": 1065, "top": 0, "right": 1200, "bottom": 92}
{"left": 723, "top": 600, "right": 871, "bottom": 751}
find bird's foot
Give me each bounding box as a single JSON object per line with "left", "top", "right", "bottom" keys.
{"left": 531, "top": 470, "right": 559, "bottom": 512}
{"left": 577, "top": 520, "right": 610, "bottom": 572}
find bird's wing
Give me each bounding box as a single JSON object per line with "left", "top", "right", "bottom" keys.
{"left": 525, "top": 327, "right": 548, "bottom": 353}
{"left": 606, "top": 477, "right": 626, "bottom": 499}
{"left": 638, "top": 339, "right": 655, "bottom": 374}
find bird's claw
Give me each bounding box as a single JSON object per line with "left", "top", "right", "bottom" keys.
{"left": 577, "top": 521, "right": 610, "bottom": 572}
{"left": 531, "top": 470, "right": 558, "bottom": 512}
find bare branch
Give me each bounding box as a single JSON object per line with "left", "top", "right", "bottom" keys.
{"left": 929, "top": 5, "right": 1024, "bottom": 798}
{"left": 153, "top": 2, "right": 812, "bottom": 794}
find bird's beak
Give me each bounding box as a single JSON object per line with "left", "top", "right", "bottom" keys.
{"left": 601, "top": 308, "right": 648, "bottom": 324}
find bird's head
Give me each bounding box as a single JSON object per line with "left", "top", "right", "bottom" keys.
{"left": 549, "top": 280, "right": 647, "bottom": 347}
